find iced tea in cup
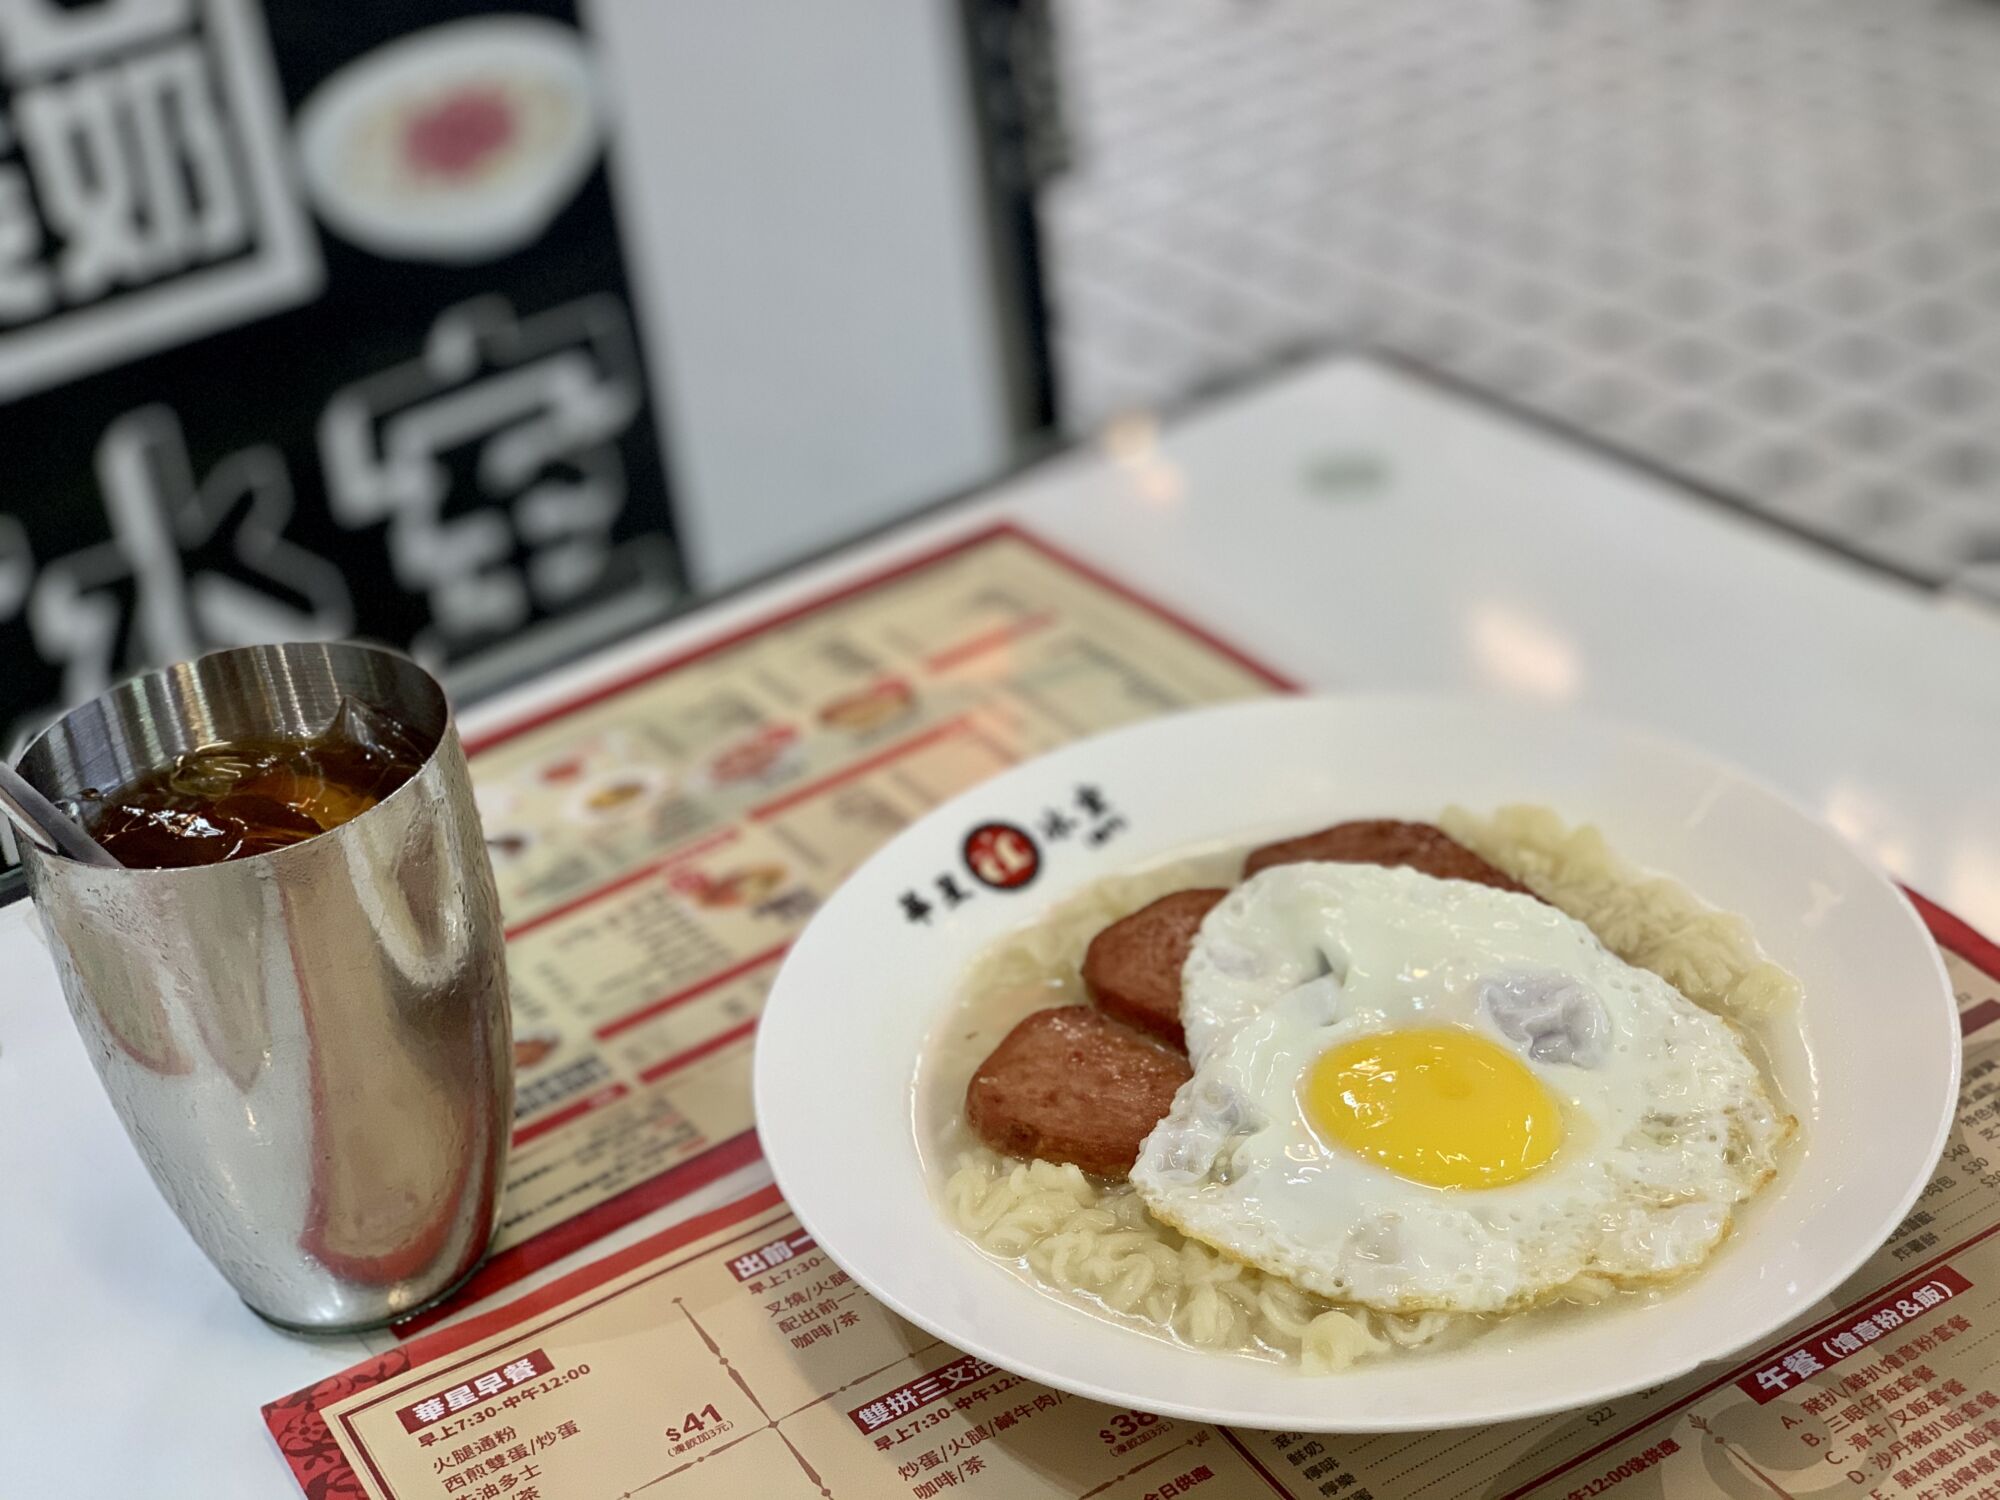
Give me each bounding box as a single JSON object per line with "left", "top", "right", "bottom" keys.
{"left": 16, "top": 643, "right": 511, "bottom": 1332}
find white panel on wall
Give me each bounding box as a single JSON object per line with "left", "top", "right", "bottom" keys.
{"left": 588, "top": 0, "right": 1018, "bottom": 590}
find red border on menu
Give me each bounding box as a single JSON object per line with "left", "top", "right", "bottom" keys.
{"left": 263, "top": 1185, "right": 793, "bottom": 1498}
{"left": 267, "top": 896, "right": 2000, "bottom": 1500}
{"left": 403, "top": 524, "right": 1296, "bottom": 1333}
{"left": 460, "top": 523, "right": 1297, "bottom": 757}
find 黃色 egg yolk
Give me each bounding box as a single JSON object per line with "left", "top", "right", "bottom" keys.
{"left": 1302, "top": 1027, "right": 1561, "bottom": 1188}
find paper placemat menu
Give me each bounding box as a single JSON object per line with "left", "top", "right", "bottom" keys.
{"left": 269, "top": 911, "right": 2000, "bottom": 1500}
{"left": 442, "top": 526, "right": 1286, "bottom": 1318}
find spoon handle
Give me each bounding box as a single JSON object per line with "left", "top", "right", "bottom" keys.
{"left": 0, "top": 762, "right": 120, "bottom": 868}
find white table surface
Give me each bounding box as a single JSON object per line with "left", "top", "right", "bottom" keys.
{"left": 5, "top": 355, "right": 1998, "bottom": 1495}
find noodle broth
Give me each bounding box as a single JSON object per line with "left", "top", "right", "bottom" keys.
{"left": 914, "top": 812, "right": 1799, "bottom": 1374}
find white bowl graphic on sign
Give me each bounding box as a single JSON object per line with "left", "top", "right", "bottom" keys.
{"left": 295, "top": 17, "right": 602, "bottom": 264}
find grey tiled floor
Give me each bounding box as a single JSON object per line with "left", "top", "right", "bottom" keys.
{"left": 1041, "top": 0, "right": 2000, "bottom": 600}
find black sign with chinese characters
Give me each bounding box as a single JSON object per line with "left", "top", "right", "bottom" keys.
{"left": 0, "top": 0, "right": 683, "bottom": 752}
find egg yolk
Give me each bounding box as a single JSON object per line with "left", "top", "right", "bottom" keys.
{"left": 1302, "top": 1027, "right": 1561, "bottom": 1189}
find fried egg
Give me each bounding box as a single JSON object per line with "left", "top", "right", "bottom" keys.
{"left": 1131, "top": 863, "right": 1791, "bottom": 1315}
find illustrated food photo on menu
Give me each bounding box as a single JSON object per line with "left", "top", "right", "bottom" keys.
{"left": 920, "top": 807, "right": 1801, "bottom": 1374}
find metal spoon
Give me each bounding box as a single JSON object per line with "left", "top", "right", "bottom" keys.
{"left": 0, "top": 761, "right": 121, "bottom": 867}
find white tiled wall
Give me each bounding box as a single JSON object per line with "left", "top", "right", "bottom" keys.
{"left": 1042, "top": 0, "right": 2000, "bottom": 600}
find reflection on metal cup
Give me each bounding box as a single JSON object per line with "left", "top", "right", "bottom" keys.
{"left": 17, "top": 643, "right": 512, "bottom": 1333}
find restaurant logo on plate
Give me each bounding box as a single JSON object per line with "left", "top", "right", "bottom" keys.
{"left": 898, "top": 786, "right": 1129, "bottom": 924}
{"left": 963, "top": 821, "right": 1040, "bottom": 890}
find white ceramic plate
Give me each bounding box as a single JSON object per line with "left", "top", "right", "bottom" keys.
{"left": 753, "top": 696, "right": 1959, "bottom": 1431}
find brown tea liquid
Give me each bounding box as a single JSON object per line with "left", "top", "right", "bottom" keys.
{"left": 81, "top": 703, "right": 427, "bottom": 869}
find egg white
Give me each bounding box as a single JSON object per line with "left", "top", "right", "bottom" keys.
{"left": 1131, "top": 863, "right": 1792, "bottom": 1315}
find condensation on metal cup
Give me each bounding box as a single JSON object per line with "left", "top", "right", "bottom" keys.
{"left": 16, "top": 643, "right": 512, "bottom": 1333}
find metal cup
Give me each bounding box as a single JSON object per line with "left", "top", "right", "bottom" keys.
{"left": 16, "top": 643, "right": 511, "bottom": 1333}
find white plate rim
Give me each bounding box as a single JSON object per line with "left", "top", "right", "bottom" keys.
{"left": 754, "top": 693, "right": 1961, "bottom": 1432}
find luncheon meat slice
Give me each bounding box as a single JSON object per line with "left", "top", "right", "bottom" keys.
{"left": 1242, "top": 818, "right": 1532, "bottom": 895}
{"left": 965, "top": 1007, "right": 1191, "bottom": 1179}
{"left": 1081, "top": 889, "right": 1226, "bottom": 1050}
